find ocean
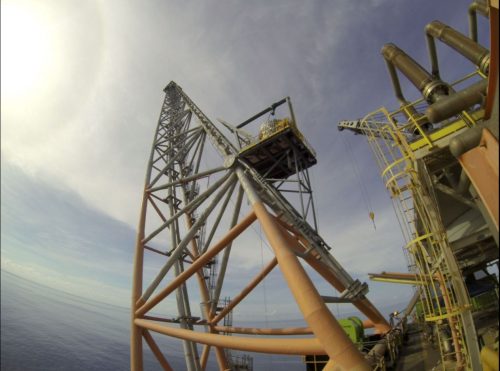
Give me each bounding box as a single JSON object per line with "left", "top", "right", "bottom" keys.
{"left": 0, "top": 271, "right": 305, "bottom": 371}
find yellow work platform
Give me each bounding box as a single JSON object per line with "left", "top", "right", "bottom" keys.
{"left": 239, "top": 118, "right": 317, "bottom": 180}
{"left": 409, "top": 109, "right": 485, "bottom": 151}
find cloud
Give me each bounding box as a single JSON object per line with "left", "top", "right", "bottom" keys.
{"left": 1, "top": 258, "right": 130, "bottom": 307}
{"left": 1, "top": 0, "right": 485, "bottom": 321}
{"left": 1, "top": 161, "right": 135, "bottom": 303}
{"left": 2, "top": 0, "right": 484, "bottom": 226}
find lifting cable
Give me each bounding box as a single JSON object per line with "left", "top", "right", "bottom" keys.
{"left": 340, "top": 134, "right": 377, "bottom": 230}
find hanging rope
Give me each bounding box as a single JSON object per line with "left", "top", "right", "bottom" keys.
{"left": 341, "top": 134, "right": 376, "bottom": 230}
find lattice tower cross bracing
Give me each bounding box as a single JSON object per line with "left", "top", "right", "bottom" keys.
{"left": 131, "top": 81, "right": 392, "bottom": 371}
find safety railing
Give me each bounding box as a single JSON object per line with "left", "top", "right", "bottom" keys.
{"left": 357, "top": 72, "right": 486, "bottom": 369}
{"left": 363, "top": 71, "right": 485, "bottom": 154}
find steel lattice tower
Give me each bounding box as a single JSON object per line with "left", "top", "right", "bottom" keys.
{"left": 131, "top": 82, "right": 391, "bottom": 371}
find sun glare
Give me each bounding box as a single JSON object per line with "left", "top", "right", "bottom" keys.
{"left": 1, "top": 2, "right": 54, "bottom": 100}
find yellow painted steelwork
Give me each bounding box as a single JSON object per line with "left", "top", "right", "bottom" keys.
{"left": 370, "top": 277, "right": 427, "bottom": 285}
{"left": 409, "top": 109, "right": 485, "bottom": 151}
{"left": 240, "top": 116, "right": 317, "bottom": 158}
{"left": 239, "top": 117, "right": 293, "bottom": 153}
{"left": 481, "top": 346, "right": 499, "bottom": 371}
{"left": 369, "top": 272, "right": 428, "bottom": 285}
{"left": 357, "top": 71, "right": 489, "bottom": 370}
{"left": 425, "top": 309, "right": 470, "bottom": 322}
{"left": 259, "top": 118, "right": 293, "bottom": 140}
{"left": 359, "top": 70, "right": 486, "bottom": 154}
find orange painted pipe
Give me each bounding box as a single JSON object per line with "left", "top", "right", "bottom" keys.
{"left": 142, "top": 329, "right": 173, "bottom": 371}
{"left": 135, "top": 211, "right": 256, "bottom": 316}
{"left": 212, "top": 325, "right": 312, "bottom": 335}
{"left": 200, "top": 345, "right": 210, "bottom": 371}
{"left": 135, "top": 319, "right": 326, "bottom": 355}
{"left": 253, "top": 202, "right": 371, "bottom": 371}
{"left": 131, "top": 192, "right": 148, "bottom": 371}
{"left": 362, "top": 319, "right": 375, "bottom": 329}
{"left": 281, "top": 227, "right": 391, "bottom": 334}
{"left": 210, "top": 257, "right": 278, "bottom": 325}
{"left": 459, "top": 129, "right": 499, "bottom": 230}
{"left": 276, "top": 218, "right": 391, "bottom": 334}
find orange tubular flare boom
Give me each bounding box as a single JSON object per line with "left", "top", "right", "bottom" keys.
{"left": 135, "top": 319, "right": 326, "bottom": 355}
{"left": 252, "top": 201, "right": 372, "bottom": 371}
{"left": 275, "top": 217, "right": 392, "bottom": 334}
{"left": 132, "top": 82, "right": 398, "bottom": 371}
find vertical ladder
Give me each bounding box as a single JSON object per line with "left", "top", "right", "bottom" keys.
{"left": 360, "top": 105, "right": 480, "bottom": 370}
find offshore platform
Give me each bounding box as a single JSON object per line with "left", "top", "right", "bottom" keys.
{"left": 131, "top": 1, "right": 498, "bottom": 370}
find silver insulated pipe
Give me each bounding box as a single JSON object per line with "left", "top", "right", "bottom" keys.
{"left": 425, "top": 79, "right": 487, "bottom": 123}
{"left": 381, "top": 43, "right": 449, "bottom": 103}
{"left": 468, "top": 1, "right": 489, "bottom": 42}
{"left": 425, "top": 20, "right": 490, "bottom": 75}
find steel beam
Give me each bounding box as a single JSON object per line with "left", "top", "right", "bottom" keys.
{"left": 140, "top": 173, "right": 237, "bottom": 304}
{"left": 276, "top": 218, "right": 392, "bottom": 334}
{"left": 149, "top": 166, "right": 226, "bottom": 192}
{"left": 136, "top": 211, "right": 257, "bottom": 316}
{"left": 459, "top": 128, "right": 499, "bottom": 230}
{"left": 135, "top": 319, "right": 326, "bottom": 355}
{"left": 134, "top": 82, "right": 397, "bottom": 370}
{"left": 142, "top": 329, "right": 173, "bottom": 371}
{"left": 210, "top": 257, "right": 278, "bottom": 325}
{"left": 142, "top": 171, "right": 232, "bottom": 245}
{"left": 236, "top": 167, "right": 371, "bottom": 371}
{"left": 212, "top": 326, "right": 312, "bottom": 335}
{"left": 208, "top": 186, "right": 244, "bottom": 314}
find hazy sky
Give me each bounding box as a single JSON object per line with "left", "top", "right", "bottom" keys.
{"left": 1, "top": 0, "right": 490, "bottom": 319}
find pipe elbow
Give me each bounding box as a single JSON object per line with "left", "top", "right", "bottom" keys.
{"left": 469, "top": 1, "right": 489, "bottom": 18}
{"left": 449, "top": 127, "right": 482, "bottom": 158}
{"left": 425, "top": 20, "right": 445, "bottom": 38}
{"left": 426, "top": 19, "right": 490, "bottom": 74}
{"left": 381, "top": 43, "right": 398, "bottom": 61}
{"left": 426, "top": 106, "right": 441, "bottom": 124}
{"left": 425, "top": 79, "right": 487, "bottom": 123}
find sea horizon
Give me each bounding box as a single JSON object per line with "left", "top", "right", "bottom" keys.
{"left": 1, "top": 269, "right": 311, "bottom": 370}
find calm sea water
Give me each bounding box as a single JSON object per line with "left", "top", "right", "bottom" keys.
{"left": 1, "top": 271, "right": 304, "bottom": 371}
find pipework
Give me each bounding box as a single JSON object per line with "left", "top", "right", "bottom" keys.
{"left": 468, "top": 1, "right": 490, "bottom": 42}
{"left": 425, "top": 20, "right": 490, "bottom": 76}
{"left": 381, "top": 43, "right": 449, "bottom": 103}
{"left": 425, "top": 79, "right": 487, "bottom": 123}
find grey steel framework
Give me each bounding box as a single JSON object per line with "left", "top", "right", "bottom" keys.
{"left": 131, "top": 82, "right": 391, "bottom": 371}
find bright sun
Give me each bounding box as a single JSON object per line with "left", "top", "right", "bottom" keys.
{"left": 1, "top": 2, "right": 54, "bottom": 100}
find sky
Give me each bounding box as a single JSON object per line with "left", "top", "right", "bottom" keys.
{"left": 1, "top": 0, "right": 491, "bottom": 321}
